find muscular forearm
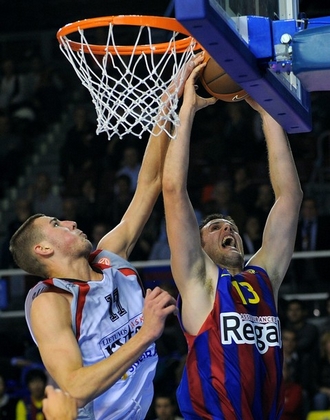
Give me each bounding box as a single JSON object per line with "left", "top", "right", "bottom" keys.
{"left": 261, "top": 112, "right": 302, "bottom": 201}
{"left": 60, "top": 327, "right": 155, "bottom": 407}
{"left": 163, "top": 106, "right": 195, "bottom": 191}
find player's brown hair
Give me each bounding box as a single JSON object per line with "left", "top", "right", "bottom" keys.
{"left": 9, "top": 213, "right": 48, "bottom": 278}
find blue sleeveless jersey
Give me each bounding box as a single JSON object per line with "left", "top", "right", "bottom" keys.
{"left": 176, "top": 265, "right": 283, "bottom": 420}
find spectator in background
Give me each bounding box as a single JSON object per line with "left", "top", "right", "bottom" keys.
{"left": 149, "top": 218, "right": 171, "bottom": 261}
{"left": 0, "top": 372, "right": 18, "bottom": 420}
{"left": 89, "top": 221, "right": 110, "bottom": 251}
{"left": 25, "top": 56, "right": 63, "bottom": 102}
{"left": 282, "top": 328, "right": 302, "bottom": 385}
{"left": 116, "top": 146, "right": 142, "bottom": 193}
{"left": 252, "top": 183, "right": 274, "bottom": 228}
{"left": 313, "top": 331, "right": 330, "bottom": 410}
{"left": 32, "top": 64, "right": 63, "bottom": 130}
{"left": 202, "top": 180, "right": 246, "bottom": 232}
{"left": 0, "top": 58, "right": 29, "bottom": 115}
{"left": 27, "top": 172, "right": 62, "bottom": 217}
{"left": 59, "top": 197, "right": 91, "bottom": 236}
{"left": 149, "top": 210, "right": 203, "bottom": 262}
{"left": 284, "top": 299, "right": 319, "bottom": 412}
{"left": 105, "top": 174, "right": 134, "bottom": 227}
{"left": 281, "top": 361, "right": 303, "bottom": 420}
{"left": 16, "top": 368, "right": 47, "bottom": 420}
{"left": 152, "top": 392, "right": 183, "bottom": 420}
{"left": 75, "top": 178, "right": 102, "bottom": 236}
{"left": 221, "top": 102, "right": 256, "bottom": 164}
{"left": 0, "top": 112, "right": 25, "bottom": 196}
{"left": 232, "top": 165, "right": 258, "bottom": 214}
{"left": 0, "top": 198, "right": 33, "bottom": 268}
{"left": 128, "top": 211, "right": 160, "bottom": 262}
{"left": 241, "top": 215, "right": 262, "bottom": 256}
{"left": 59, "top": 104, "right": 107, "bottom": 195}
{"left": 294, "top": 197, "right": 330, "bottom": 292}
{"left": 153, "top": 282, "right": 187, "bottom": 396}
{"left": 281, "top": 326, "right": 311, "bottom": 418}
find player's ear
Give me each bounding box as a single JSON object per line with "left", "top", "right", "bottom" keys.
{"left": 34, "top": 242, "right": 53, "bottom": 257}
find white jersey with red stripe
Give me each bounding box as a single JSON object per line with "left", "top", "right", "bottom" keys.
{"left": 25, "top": 250, "right": 158, "bottom": 420}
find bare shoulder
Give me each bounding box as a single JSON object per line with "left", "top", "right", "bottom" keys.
{"left": 31, "top": 288, "right": 72, "bottom": 330}
{"left": 31, "top": 287, "right": 71, "bottom": 308}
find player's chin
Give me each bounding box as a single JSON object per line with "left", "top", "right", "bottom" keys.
{"left": 226, "top": 249, "right": 244, "bottom": 265}
{"left": 82, "top": 240, "right": 93, "bottom": 255}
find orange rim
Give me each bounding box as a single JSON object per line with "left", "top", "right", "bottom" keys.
{"left": 57, "top": 15, "right": 202, "bottom": 55}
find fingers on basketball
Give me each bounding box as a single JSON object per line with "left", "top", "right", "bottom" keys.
{"left": 200, "top": 56, "right": 248, "bottom": 102}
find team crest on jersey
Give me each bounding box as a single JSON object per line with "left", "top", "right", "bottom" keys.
{"left": 98, "top": 257, "right": 110, "bottom": 267}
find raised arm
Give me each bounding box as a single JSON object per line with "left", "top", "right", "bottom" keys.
{"left": 246, "top": 98, "right": 303, "bottom": 295}
{"left": 162, "top": 61, "right": 217, "bottom": 331}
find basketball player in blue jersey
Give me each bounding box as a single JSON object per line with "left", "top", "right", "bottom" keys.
{"left": 8, "top": 57, "right": 204, "bottom": 420}
{"left": 162, "top": 61, "right": 303, "bottom": 419}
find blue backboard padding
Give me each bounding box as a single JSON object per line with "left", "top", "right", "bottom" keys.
{"left": 306, "top": 16, "right": 330, "bottom": 29}
{"left": 293, "top": 25, "right": 330, "bottom": 91}
{"left": 175, "top": 0, "right": 312, "bottom": 133}
{"left": 244, "top": 16, "right": 273, "bottom": 59}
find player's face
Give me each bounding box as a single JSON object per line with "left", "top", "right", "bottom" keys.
{"left": 35, "top": 216, "right": 92, "bottom": 256}
{"left": 201, "top": 218, "right": 244, "bottom": 270}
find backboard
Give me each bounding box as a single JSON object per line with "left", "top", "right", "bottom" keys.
{"left": 175, "top": 0, "right": 312, "bottom": 134}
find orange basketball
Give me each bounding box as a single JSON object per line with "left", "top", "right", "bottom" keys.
{"left": 200, "top": 56, "right": 248, "bottom": 102}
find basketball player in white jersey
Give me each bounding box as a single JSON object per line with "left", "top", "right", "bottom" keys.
{"left": 9, "top": 56, "right": 205, "bottom": 420}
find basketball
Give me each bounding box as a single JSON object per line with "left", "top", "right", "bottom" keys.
{"left": 200, "top": 56, "right": 248, "bottom": 102}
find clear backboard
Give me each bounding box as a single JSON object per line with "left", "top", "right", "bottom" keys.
{"left": 175, "top": 0, "right": 312, "bottom": 133}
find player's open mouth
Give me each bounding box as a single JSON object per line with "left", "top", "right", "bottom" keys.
{"left": 222, "top": 236, "right": 235, "bottom": 248}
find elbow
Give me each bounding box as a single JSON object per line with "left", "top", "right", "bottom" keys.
{"left": 163, "top": 173, "right": 185, "bottom": 197}
{"left": 68, "top": 390, "right": 91, "bottom": 409}
{"left": 163, "top": 182, "right": 184, "bottom": 202}
{"left": 61, "top": 381, "right": 95, "bottom": 409}
{"left": 163, "top": 180, "right": 176, "bottom": 196}
{"left": 288, "top": 187, "right": 303, "bottom": 213}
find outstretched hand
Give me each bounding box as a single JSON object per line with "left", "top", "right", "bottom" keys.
{"left": 182, "top": 55, "right": 218, "bottom": 112}
{"left": 140, "top": 287, "right": 177, "bottom": 342}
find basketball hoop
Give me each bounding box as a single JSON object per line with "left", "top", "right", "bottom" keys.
{"left": 57, "top": 16, "right": 202, "bottom": 140}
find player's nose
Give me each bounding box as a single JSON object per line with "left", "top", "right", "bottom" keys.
{"left": 223, "top": 223, "right": 232, "bottom": 231}
{"left": 62, "top": 220, "right": 77, "bottom": 230}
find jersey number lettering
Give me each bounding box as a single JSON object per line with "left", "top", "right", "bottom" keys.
{"left": 105, "top": 288, "right": 127, "bottom": 321}
{"left": 232, "top": 281, "right": 260, "bottom": 305}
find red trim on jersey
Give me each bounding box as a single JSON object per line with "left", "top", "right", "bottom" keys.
{"left": 75, "top": 282, "right": 90, "bottom": 340}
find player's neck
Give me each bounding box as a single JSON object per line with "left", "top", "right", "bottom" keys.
{"left": 50, "top": 257, "right": 102, "bottom": 282}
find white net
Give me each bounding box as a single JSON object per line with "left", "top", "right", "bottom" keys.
{"left": 58, "top": 18, "right": 199, "bottom": 140}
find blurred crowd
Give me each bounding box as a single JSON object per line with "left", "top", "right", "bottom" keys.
{"left": 1, "top": 7, "right": 330, "bottom": 417}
